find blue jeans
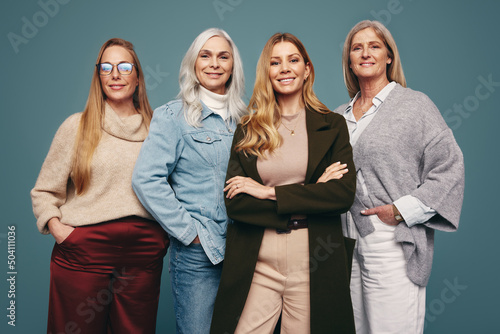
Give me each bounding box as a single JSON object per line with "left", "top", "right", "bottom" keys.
{"left": 169, "top": 238, "right": 223, "bottom": 334}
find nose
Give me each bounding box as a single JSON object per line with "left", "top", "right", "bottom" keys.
{"left": 210, "top": 57, "right": 220, "bottom": 69}
{"left": 111, "top": 65, "right": 121, "bottom": 78}
{"left": 280, "top": 61, "right": 290, "bottom": 73}
{"left": 362, "top": 46, "right": 370, "bottom": 58}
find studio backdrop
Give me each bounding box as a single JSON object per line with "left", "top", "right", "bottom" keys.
{"left": 1, "top": 0, "right": 498, "bottom": 332}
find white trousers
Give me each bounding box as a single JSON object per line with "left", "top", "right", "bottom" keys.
{"left": 343, "top": 215, "right": 426, "bottom": 334}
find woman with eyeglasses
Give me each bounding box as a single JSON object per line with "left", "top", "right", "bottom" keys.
{"left": 210, "top": 32, "right": 356, "bottom": 334}
{"left": 132, "top": 28, "right": 246, "bottom": 334}
{"left": 31, "top": 38, "right": 168, "bottom": 333}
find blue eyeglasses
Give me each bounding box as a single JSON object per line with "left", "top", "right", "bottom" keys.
{"left": 96, "top": 62, "right": 135, "bottom": 76}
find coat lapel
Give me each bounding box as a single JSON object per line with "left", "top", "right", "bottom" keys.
{"left": 305, "top": 109, "right": 338, "bottom": 183}
{"left": 239, "top": 153, "right": 263, "bottom": 184}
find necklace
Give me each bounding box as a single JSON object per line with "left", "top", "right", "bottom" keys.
{"left": 280, "top": 110, "right": 303, "bottom": 136}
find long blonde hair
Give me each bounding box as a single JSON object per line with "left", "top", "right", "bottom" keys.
{"left": 236, "top": 33, "right": 328, "bottom": 158}
{"left": 342, "top": 20, "right": 406, "bottom": 98}
{"left": 73, "top": 38, "right": 153, "bottom": 194}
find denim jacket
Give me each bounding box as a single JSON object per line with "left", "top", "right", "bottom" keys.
{"left": 132, "top": 99, "right": 236, "bottom": 265}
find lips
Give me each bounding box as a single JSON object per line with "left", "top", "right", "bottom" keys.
{"left": 108, "top": 84, "right": 125, "bottom": 90}
{"left": 205, "top": 72, "right": 223, "bottom": 78}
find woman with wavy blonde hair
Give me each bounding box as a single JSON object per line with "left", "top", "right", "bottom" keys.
{"left": 237, "top": 33, "right": 329, "bottom": 158}
{"left": 211, "top": 32, "right": 356, "bottom": 333}
{"left": 31, "top": 38, "right": 168, "bottom": 333}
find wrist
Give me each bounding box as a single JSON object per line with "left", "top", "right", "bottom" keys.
{"left": 268, "top": 187, "right": 276, "bottom": 201}
{"left": 392, "top": 204, "right": 405, "bottom": 223}
{"left": 47, "top": 217, "right": 61, "bottom": 231}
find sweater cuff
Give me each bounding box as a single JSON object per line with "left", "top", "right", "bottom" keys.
{"left": 36, "top": 210, "right": 62, "bottom": 235}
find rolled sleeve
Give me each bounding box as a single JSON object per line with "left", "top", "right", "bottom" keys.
{"left": 394, "top": 195, "right": 436, "bottom": 227}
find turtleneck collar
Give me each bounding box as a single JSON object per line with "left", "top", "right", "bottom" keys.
{"left": 102, "top": 103, "right": 148, "bottom": 142}
{"left": 199, "top": 85, "right": 228, "bottom": 119}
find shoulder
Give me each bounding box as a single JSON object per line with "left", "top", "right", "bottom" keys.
{"left": 388, "top": 84, "right": 448, "bottom": 129}
{"left": 389, "top": 84, "right": 437, "bottom": 111}
{"left": 151, "top": 99, "right": 186, "bottom": 124}
{"left": 234, "top": 122, "right": 246, "bottom": 141}
{"left": 56, "top": 112, "right": 82, "bottom": 135}
{"left": 154, "top": 99, "right": 184, "bottom": 117}
{"left": 307, "top": 108, "right": 347, "bottom": 130}
{"left": 333, "top": 102, "right": 350, "bottom": 115}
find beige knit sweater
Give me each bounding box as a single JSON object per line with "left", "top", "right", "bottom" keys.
{"left": 31, "top": 104, "right": 154, "bottom": 234}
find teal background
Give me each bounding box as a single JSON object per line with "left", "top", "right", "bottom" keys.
{"left": 1, "top": 0, "right": 498, "bottom": 332}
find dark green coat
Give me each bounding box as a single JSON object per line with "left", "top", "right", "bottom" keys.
{"left": 210, "top": 108, "right": 356, "bottom": 333}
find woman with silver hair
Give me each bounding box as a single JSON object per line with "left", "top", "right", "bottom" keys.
{"left": 335, "top": 20, "right": 464, "bottom": 333}
{"left": 132, "top": 28, "right": 246, "bottom": 333}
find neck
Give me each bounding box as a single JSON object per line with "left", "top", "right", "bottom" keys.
{"left": 106, "top": 100, "right": 137, "bottom": 117}
{"left": 277, "top": 93, "right": 304, "bottom": 116}
{"left": 358, "top": 77, "right": 390, "bottom": 103}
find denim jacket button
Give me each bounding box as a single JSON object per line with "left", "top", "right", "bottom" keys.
{"left": 206, "top": 136, "right": 211, "bottom": 141}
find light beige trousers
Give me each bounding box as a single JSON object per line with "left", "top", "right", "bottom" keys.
{"left": 235, "top": 228, "right": 310, "bottom": 334}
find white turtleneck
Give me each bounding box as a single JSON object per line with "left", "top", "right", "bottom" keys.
{"left": 199, "top": 85, "right": 228, "bottom": 120}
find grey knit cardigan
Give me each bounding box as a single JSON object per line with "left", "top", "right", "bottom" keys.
{"left": 334, "top": 83, "right": 465, "bottom": 287}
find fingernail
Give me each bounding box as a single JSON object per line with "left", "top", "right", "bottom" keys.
{"left": 361, "top": 210, "right": 365, "bottom": 214}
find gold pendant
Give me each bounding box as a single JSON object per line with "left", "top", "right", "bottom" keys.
{"left": 290, "top": 130, "right": 295, "bottom": 136}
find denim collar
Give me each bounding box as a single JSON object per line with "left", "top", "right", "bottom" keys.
{"left": 200, "top": 101, "right": 217, "bottom": 121}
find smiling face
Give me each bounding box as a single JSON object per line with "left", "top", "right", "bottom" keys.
{"left": 99, "top": 45, "right": 138, "bottom": 109}
{"left": 195, "top": 36, "right": 233, "bottom": 95}
{"left": 268, "top": 41, "right": 310, "bottom": 100}
{"left": 349, "top": 27, "right": 392, "bottom": 84}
